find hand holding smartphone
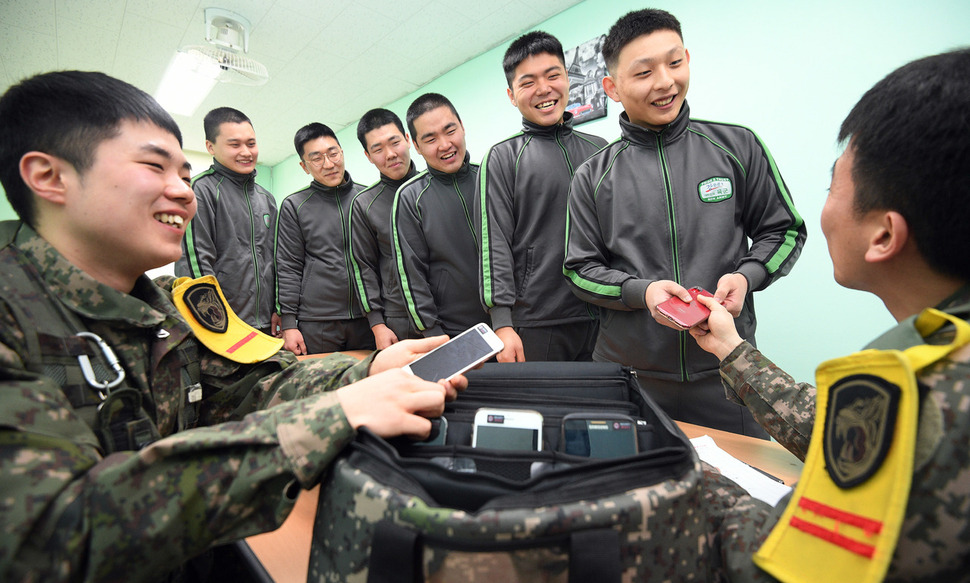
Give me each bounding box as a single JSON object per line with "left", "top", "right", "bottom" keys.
{"left": 656, "top": 287, "right": 715, "bottom": 330}
{"left": 403, "top": 323, "right": 503, "bottom": 381}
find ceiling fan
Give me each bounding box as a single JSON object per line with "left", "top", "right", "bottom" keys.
{"left": 179, "top": 7, "right": 269, "bottom": 86}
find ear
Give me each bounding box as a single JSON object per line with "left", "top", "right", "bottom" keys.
{"left": 864, "top": 210, "right": 909, "bottom": 263}
{"left": 685, "top": 48, "right": 691, "bottom": 65}
{"left": 299, "top": 160, "right": 310, "bottom": 175}
{"left": 602, "top": 76, "right": 621, "bottom": 103}
{"left": 507, "top": 87, "right": 516, "bottom": 107}
{"left": 363, "top": 150, "right": 373, "bottom": 164}
{"left": 205, "top": 140, "right": 216, "bottom": 156}
{"left": 19, "top": 152, "right": 71, "bottom": 206}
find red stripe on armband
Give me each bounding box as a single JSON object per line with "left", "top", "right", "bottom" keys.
{"left": 798, "top": 497, "right": 883, "bottom": 534}
{"left": 789, "top": 515, "right": 876, "bottom": 558}
{"left": 227, "top": 332, "right": 258, "bottom": 353}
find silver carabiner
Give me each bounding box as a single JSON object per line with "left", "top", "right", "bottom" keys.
{"left": 76, "top": 331, "right": 126, "bottom": 397}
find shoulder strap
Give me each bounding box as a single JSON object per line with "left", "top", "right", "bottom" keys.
{"left": 754, "top": 308, "right": 970, "bottom": 582}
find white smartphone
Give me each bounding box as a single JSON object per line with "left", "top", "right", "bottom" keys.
{"left": 472, "top": 408, "right": 544, "bottom": 451}
{"left": 403, "top": 323, "right": 503, "bottom": 382}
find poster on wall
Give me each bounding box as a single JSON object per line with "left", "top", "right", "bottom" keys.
{"left": 564, "top": 34, "right": 608, "bottom": 124}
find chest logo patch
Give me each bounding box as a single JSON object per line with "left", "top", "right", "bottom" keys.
{"left": 183, "top": 282, "right": 229, "bottom": 333}
{"left": 823, "top": 373, "right": 899, "bottom": 488}
{"left": 698, "top": 177, "right": 733, "bottom": 202}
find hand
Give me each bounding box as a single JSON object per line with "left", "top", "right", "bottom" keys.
{"left": 645, "top": 280, "right": 693, "bottom": 331}
{"left": 494, "top": 327, "right": 526, "bottom": 362}
{"left": 689, "top": 294, "right": 744, "bottom": 360}
{"left": 271, "top": 313, "right": 283, "bottom": 338}
{"left": 714, "top": 273, "right": 748, "bottom": 317}
{"left": 371, "top": 323, "right": 399, "bottom": 350}
{"left": 336, "top": 368, "right": 451, "bottom": 438}
{"left": 283, "top": 328, "right": 307, "bottom": 356}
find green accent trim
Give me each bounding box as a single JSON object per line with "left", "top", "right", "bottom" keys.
{"left": 348, "top": 190, "right": 372, "bottom": 313}
{"left": 479, "top": 146, "right": 495, "bottom": 309}
{"left": 392, "top": 173, "right": 429, "bottom": 331}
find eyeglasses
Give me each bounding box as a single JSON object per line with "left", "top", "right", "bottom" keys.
{"left": 305, "top": 148, "right": 342, "bottom": 167}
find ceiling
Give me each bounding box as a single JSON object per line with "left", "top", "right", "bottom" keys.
{"left": 0, "top": 0, "right": 583, "bottom": 165}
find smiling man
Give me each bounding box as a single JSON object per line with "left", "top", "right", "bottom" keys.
{"left": 350, "top": 109, "right": 421, "bottom": 348}
{"left": 276, "top": 122, "right": 373, "bottom": 355}
{"left": 477, "top": 31, "right": 607, "bottom": 363}
{"left": 392, "top": 93, "right": 489, "bottom": 337}
{"left": 176, "top": 107, "right": 280, "bottom": 336}
{"left": 0, "top": 70, "right": 466, "bottom": 581}
{"left": 563, "top": 9, "right": 806, "bottom": 436}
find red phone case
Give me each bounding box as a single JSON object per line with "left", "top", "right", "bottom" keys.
{"left": 656, "top": 287, "right": 714, "bottom": 330}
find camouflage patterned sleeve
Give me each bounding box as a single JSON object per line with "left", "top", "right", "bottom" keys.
{"left": 0, "top": 313, "right": 369, "bottom": 581}
{"left": 720, "top": 341, "right": 815, "bottom": 460}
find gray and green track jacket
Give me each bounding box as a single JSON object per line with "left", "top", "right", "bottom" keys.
{"left": 176, "top": 160, "right": 277, "bottom": 330}
{"left": 478, "top": 112, "right": 607, "bottom": 330}
{"left": 564, "top": 104, "right": 806, "bottom": 382}
{"left": 349, "top": 163, "right": 418, "bottom": 329}
{"left": 392, "top": 153, "right": 488, "bottom": 337}
{"left": 276, "top": 173, "right": 365, "bottom": 329}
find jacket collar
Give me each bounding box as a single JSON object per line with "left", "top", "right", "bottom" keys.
{"left": 210, "top": 159, "right": 257, "bottom": 185}
{"left": 522, "top": 111, "right": 576, "bottom": 139}
{"left": 866, "top": 283, "right": 970, "bottom": 351}
{"left": 310, "top": 171, "right": 357, "bottom": 196}
{"left": 379, "top": 162, "right": 418, "bottom": 191}
{"left": 619, "top": 101, "right": 691, "bottom": 148}
{"left": 10, "top": 222, "right": 173, "bottom": 328}
{"left": 427, "top": 151, "right": 473, "bottom": 181}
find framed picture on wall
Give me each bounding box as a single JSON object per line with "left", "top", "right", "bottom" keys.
{"left": 564, "top": 34, "right": 608, "bottom": 124}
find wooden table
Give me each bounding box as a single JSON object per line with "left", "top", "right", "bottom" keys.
{"left": 246, "top": 417, "right": 803, "bottom": 582}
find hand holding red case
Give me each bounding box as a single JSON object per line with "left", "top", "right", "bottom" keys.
{"left": 656, "top": 287, "right": 714, "bottom": 330}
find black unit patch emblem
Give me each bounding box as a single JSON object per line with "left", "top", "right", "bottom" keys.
{"left": 823, "top": 373, "right": 900, "bottom": 488}
{"left": 183, "top": 282, "right": 229, "bottom": 333}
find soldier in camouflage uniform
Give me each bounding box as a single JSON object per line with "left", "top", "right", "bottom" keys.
{"left": 689, "top": 49, "right": 970, "bottom": 580}
{"left": 0, "top": 71, "right": 465, "bottom": 582}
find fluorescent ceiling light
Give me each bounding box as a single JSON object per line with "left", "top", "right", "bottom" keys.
{"left": 154, "top": 51, "right": 220, "bottom": 116}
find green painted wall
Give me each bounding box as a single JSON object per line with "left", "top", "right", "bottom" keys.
{"left": 275, "top": 0, "right": 969, "bottom": 383}
{"left": 3, "top": 0, "right": 968, "bottom": 383}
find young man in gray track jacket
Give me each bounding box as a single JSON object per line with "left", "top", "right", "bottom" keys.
{"left": 276, "top": 123, "right": 373, "bottom": 355}
{"left": 350, "top": 109, "right": 420, "bottom": 349}
{"left": 478, "top": 31, "right": 607, "bottom": 362}
{"left": 176, "top": 107, "right": 280, "bottom": 336}
{"left": 564, "top": 9, "right": 806, "bottom": 437}
{"left": 393, "top": 93, "right": 488, "bottom": 338}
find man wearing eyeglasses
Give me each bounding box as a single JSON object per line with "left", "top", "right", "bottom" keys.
{"left": 276, "top": 123, "right": 375, "bottom": 354}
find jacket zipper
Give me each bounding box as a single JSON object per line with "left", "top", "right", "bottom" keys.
{"left": 656, "top": 135, "right": 689, "bottom": 382}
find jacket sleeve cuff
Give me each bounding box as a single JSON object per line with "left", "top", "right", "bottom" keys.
{"left": 422, "top": 324, "right": 446, "bottom": 337}
{"left": 621, "top": 279, "right": 651, "bottom": 309}
{"left": 736, "top": 262, "right": 768, "bottom": 292}
{"left": 366, "top": 310, "right": 385, "bottom": 328}
{"left": 281, "top": 314, "right": 299, "bottom": 329}
{"left": 489, "top": 306, "right": 514, "bottom": 330}
{"left": 274, "top": 391, "right": 356, "bottom": 486}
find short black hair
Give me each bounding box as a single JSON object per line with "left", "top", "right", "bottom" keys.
{"left": 503, "top": 31, "right": 566, "bottom": 87}
{"left": 406, "top": 93, "right": 461, "bottom": 140}
{"left": 602, "top": 9, "right": 683, "bottom": 74}
{"left": 838, "top": 48, "right": 970, "bottom": 281}
{"left": 0, "top": 70, "right": 182, "bottom": 227}
{"left": 357, "top": 108, "right": 406, "bottom": 150}
{"left": 203, "top": 107, "right": 252, "bottom": 143}
{"left": 294, "top": 122, "right": 338, "bottom": 158}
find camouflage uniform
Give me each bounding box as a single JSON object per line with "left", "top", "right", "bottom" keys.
{"left": 706, "top": 285, "right": 970, "bottom": 581}
{"left": 0, "top": 222, "right": 375, "bottom": 582}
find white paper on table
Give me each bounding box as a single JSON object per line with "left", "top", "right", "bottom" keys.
{"left": 690, "top": 434, "right": 793, "bottom": 507}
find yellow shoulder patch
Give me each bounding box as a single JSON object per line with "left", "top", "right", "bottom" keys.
{"left": 171, "top": 275, "right": 283, "bottom": 363}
